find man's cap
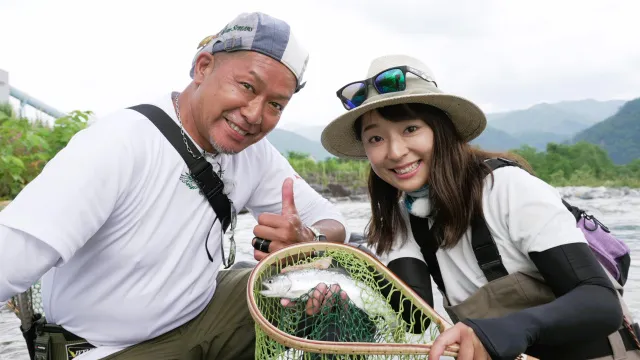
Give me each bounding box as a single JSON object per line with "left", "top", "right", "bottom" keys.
{"left": 190, "top": 12, "right": 310, "bottom": 92}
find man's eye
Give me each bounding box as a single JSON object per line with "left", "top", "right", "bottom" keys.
{"left": 241, "top": 82, "right": 255, "bottom": 93}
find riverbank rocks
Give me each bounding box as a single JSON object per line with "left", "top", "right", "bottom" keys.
{"left": 0, "top": 186, "right": 637, "bottom": 214}
{"left": 327, "top": 184, "right": 351, "bottom": 198}
{"left": 557, "top": 186, "right": 640, "bottom": 200}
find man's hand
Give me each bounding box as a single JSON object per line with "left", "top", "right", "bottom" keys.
{"left": 252, "top": 177, "right": 314, "bottom": 261}
{"left": 281, "top": 282, "right": 349, "bottom": 316}
{"left": 279, "top": 258, "right": 350, "bottom": 315}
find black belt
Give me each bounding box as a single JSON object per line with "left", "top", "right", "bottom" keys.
{"left": 40, "top": 323, "right": 86, "bottom": 341}
{"left": 528, "top": 323, "right": 640, "bottom": 360}
{"left": 28, "top": 317, "right": 93, "bottom": 360}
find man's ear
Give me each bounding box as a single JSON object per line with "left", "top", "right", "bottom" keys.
{"left": 193, "top": 52, "right": 216, "bottom": 85}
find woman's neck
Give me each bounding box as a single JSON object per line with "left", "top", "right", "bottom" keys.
{"left": 406, "top": 184, "right": 429, "bottom": 198}
{"left": 403, "top": 184, "right": 431, "bottom": 218}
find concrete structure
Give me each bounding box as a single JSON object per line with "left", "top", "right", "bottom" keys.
{"left": 0, "top": 69, "right": 67, "bottom": 119}
{"left": 10, "top": 86, "right": 66, "bottom": 119}
{"left": 0, "top": 69, "right": 8, "bottom": 105}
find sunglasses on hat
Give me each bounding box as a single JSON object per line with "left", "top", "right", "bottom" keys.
{"left": 336, "top": 66, "right": 438, "bottom": 110}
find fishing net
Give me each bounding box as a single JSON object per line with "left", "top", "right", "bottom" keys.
{"left": 247, "top": 242, "right": 458, "bottom": 359}
{"left": 6, "top": 281, "right": 44, "bottom": 330}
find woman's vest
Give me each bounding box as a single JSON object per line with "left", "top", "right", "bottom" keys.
{"left": 407, "top": 158, "right": 640, "bottom": 360}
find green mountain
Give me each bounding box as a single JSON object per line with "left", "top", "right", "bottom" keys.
{"left": 281, "top": 99, "right": 630, "bottom": 160}
{"left": 288, "top": 125, "right": 325, "bottom": 143}
{"left": 571, "top": 97, "right": 640, "bottom": 164}
{"left": 488, "top": 99, "right": 624, "bottom": 132}
{"left": 483, "top": 99, "right": 625, "bottom": 150}
{"left": 470, "top": 126, "right": 522, "bottom": 151}
{"left": 488, "top": 103, "right": 592, "bottom": 136}
{"left": 514, "top": 131, "right": 570, "bottom": 151}
{"left": 266, "top": 128, "right": 334, "bottom": 160}
{"left": 552, "top": 99, "right": 626, "bottom": 125}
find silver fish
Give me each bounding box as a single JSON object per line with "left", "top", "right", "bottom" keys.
{"left": 260, "top": 267, "right": 393, "bottom": 320}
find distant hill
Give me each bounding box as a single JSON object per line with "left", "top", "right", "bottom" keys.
{"left": 488, "top": 103, "right": 593, "bottom": 136}
{"left": 571, "top": 97, "right": 640, "bottom": 164}
{"left": 281, "top": 98, "right": 630, "bottom": 159}
{"left": 514, "top": 131, "right": 570, "bottom": 150}
{"left": 266, "top": 128, "right": 334, "bottom": 160}
{"left": 288, "top": 125, "right": 325, "bottom": 143}
{"left": 470, "top": 126, "right": 522, "bottom": 151}
{"left": 488, "top": 99, "right": 626, "bottom": 137}
{"left": 479, "top": 99, "right": 625, "bottom": 150}
{"left": 552, "top": 99, "right": 626, "bottom": 125}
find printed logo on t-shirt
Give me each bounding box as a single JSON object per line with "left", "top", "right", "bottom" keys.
{"left": 180, "top": 172, "right": 199, "bottom": 190}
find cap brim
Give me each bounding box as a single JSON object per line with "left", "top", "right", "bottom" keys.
{"left": 321, "top": 92, "right": 487, "bottom": 160}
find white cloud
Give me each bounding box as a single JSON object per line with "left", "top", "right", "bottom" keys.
{"left": 0, "top": 0, "right": 638, "bottom": 130}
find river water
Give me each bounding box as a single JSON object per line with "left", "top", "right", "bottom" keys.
{"left": 1, "top": 187, "right": 639, "bottom": 359}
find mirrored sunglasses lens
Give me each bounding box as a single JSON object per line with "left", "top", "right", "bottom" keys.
{"left": 341, "top": 82, "right": 367, "bottom": 109}
{"left": 375, "top": 68, "right": 405, "bottom": 93}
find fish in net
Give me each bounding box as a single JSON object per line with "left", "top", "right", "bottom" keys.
{"left": 247, "top": 242, "right": 457, "bottom": 360}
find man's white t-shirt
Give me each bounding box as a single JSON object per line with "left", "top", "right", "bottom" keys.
{"left": 0, "top": 93, "right": 347, "bottom": 358}
{"left": 384, "top": 166, "right": 588, "bottom": 306}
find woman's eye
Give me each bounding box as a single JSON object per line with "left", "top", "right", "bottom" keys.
{"left": 405, "top": 125, "right": 418, "bottom": 133}
{"left": 368, "top": 135, "right": 383, "bottom": 143}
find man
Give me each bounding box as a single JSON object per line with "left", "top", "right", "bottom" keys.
{"left": 0, "top": 12, "right": 348, "bottom": 360}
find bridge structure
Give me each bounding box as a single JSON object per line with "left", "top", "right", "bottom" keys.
{"left": 0, "top": 68, "right": 67, "bottom": 120}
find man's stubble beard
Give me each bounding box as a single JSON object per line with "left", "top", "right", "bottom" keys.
{"left": 209, "top": 136, "right": 239, "bottom": 155}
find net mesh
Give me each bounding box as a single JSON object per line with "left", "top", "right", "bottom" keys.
{"left": 7, "top": 280, "right": 43, "bottom": 329}
{"left": 250, "top": 245, "right": 446, "bottom": 359}
{"left": 7, "top": 246, "right": 452, "bottom": 359}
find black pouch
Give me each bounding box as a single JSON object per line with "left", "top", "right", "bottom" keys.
{"left": 20, "top": 313, "right": 44, "bottom": 360}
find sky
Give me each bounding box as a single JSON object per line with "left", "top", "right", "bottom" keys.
{"left": 1, "top": 0, "right": 639, "bottom": 130}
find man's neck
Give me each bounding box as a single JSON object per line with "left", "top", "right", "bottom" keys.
{"left": 172, "top": 91, "right": 217, "bottom": 155}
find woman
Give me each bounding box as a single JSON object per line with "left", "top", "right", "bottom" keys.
{"left": 319, "top": 54, "right": 639, "bottom": 360}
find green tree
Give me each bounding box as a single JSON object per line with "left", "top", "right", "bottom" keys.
{"left": 0, "top": 104, "right": 91, "bottom": 199}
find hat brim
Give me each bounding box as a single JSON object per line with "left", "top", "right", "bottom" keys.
{"left": 321, "top": 92, "right": 487, "bottom": 160}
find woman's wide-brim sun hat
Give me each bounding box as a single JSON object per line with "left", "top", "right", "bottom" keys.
{"left": 320, "top": 54, "right": 487, "bottom": 160}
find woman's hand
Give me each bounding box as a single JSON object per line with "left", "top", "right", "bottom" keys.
{"left": 430, "top": 322, "right": 491, "bottom": 360}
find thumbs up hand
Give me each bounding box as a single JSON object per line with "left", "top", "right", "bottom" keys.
{"left": 252, "top": 177, "right": 315, "bottom": 261}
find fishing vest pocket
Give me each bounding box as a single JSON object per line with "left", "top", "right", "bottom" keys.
{"left": 441, "top": 272, "right": 640, "bottom": 360}
{"left": 442, "top": 271, "right": 555, "bottom": 323}
{"left": 34, "top": 321, "right": 95, "bottom": 360}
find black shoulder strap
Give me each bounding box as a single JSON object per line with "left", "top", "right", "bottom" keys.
{"left": 128, "top": 104, "right": 232, "bottom": 233}
{"left": 409, "top": 214, "right": 446, "bottom": 293}
{"left": 409, "top": 157, "right": 521, "bottom": 288}
{"left": 483, "top": 157, "right": 521, "bottom": 173}
{"left": 470, "top": 210, "right": 509, "bottom": 282}
{"left": 468, "top": 157, "right": 522, "bottom": 282}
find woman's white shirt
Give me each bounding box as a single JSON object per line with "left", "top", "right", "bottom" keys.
{"left": 385, "top": 166, "right": 587, "bottom": 306}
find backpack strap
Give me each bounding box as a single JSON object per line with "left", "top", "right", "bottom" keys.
{"left": 470, "top": 211, "right": 509, "bottom": 282}
{"left": 470, "top": 157, "right": 524, "bottom": 282}
{"left": 409, "top": 157, "right": 520, "bottom": 287}
{"left": 127, "top": 104, "right": 233, "bottom": 234}
{"left": 409, "top": 214, "right": 446, "bottom": 293}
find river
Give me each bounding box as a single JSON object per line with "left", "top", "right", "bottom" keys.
{"left": 1, "top": 186, "right": 639, "bottom": 359}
